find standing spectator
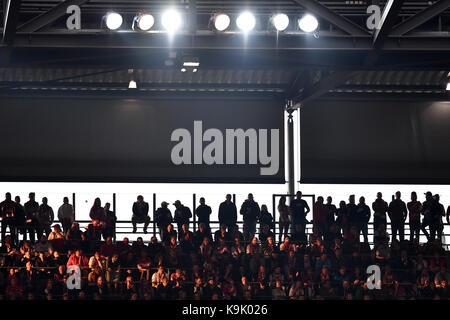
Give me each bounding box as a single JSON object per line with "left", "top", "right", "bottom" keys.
{"left": 155, "top": 201, "right": 173, "bottom": 239}
{"left": 240, "top": 193, "right": 261, "bottom": 242}
{"left": 195, "top": 197, "right": 212, "bottom": 230}
{"left": 355, "top": 197, "right": 371, "bottom": 243}
{"left": 1, "top": 192, "right": 16, "bottom": 245}
{"left": 278, "top": 196, "right": 290, "bottom": 243}
{"left": 372, "top": 192, "right": 388, "bottom": 232}
{"left": 24, "top": 192, "right": 39, "bottom": 243}
{"left": 37, "top": 197, "right": 54, "bottom": 238}
{"left": 132, "top": 195, "right": 150, "bottom": 234}
{"left": 173, "top": 200, "right": 192, "bottom": 232}
{"left": 259, "top": 205, "right": 274, "bottom": 233}
{"left": 407, "top": 192, "right": 422, "bottom": 241}
{"left": 57, "top": 197, "right": 74, "bottom": 234}
{"left": 313, "top": 197, "right": 329, "bottom": 236}
{"left": 421, "top": 191, "right": 440, "bottom": 241}
{"left": 90, "top": 198, "right": 105, "bottom": 239}
{"left": 290, "top": 191, "right": 310, "bottom": 233}
{"left": 388, "top": 191, "right": 407, "bottom": 242}
{"left": 435, "top": 194, "right": 445, "bottom": 241}
{"left": 218, "top": 194, "right": 237, "bottom": 230}
{"left": 446, "top": 204, "right": 450, "bottom": 227}
{"left": 347, "top": 195, "right": 358, "bottom": 230}
{"left": 335, "top": 201, "right": 348, "bottom": 234}
{"left": 325, "top": 197, "right": 337, "bottom": 234}
{"left": 103, "top": 202, "right": 116, "bottom": 240}
{"left": 14, "top": 196, "right": 26, "bottom": 242}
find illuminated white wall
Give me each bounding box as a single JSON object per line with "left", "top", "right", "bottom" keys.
{"left": 0, "top": 108, "right": 448, "bottom": 243}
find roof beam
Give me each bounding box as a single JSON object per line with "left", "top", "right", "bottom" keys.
{"left": 292, "top": 0, "right": 370, "bottom": 35}
{"left": 17, "top": 0, "right": 88, "bottom": 33}
{"left": 9, "top": 32, "right": 450, "bottom": 50}
{"left": 390, "top": 0, "right": 450, "bottom": 36}
{"left": 2, "top": 0, "right": 22, "bottom": 44}
{"left": 296, "top": 70, "right": 360, "bottom": 105}
{"left": 373, "top": 0, "right": 405, "bottom": 48}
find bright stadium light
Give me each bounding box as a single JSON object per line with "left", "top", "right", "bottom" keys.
{"left": 236, "top": 12, "right": 256, "bottom": 32}
{"left": 136, "top": 14, "right": 155, "bottom": 31}
{"left": 214, "top": 13, "right": 231, "bottom": 31}
{"left": 272, "top": 13, "right": 289, "bottom": 31}
{"left": 447, "top": 82, "right": 450, "bottom": 91}
{"left": 105, "top": 12, "right": 123, "bottom": 30}
{"left": 128, "top": 80, "right": 137, "bottom": 89}
{"left": 298, "top": 14, "right": 318, "bottom": 32}
{"left": 162, "top": 9, "right": 182, "bottom": 33}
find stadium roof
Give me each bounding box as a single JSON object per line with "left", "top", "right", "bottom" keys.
{"left": 1, "top": 0, "right": 449, "bottom": 102}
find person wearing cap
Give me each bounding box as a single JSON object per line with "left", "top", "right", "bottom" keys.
{"left": 421, "top": 191, "right": 441, "bottom": 241}
{"left": 388, "top": 191, "right": 407, "bottom": 242}
{"left": 240, "top": 193, "right": 261, "bottom": 242}
{"left": 132, "top": 195, "right": 150, "bottom": 234}
{"left": 173, "top": 200, "right": 192, "bottom": 232}
{"left": 407, "top": 192, "right": 422, "bottom": 242}
{"left": 154, "top": 201, "right": 173, "bottom": 238}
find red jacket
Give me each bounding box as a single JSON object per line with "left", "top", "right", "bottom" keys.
{"left": 67, "top": 254, "right": 89, "bottom": 268}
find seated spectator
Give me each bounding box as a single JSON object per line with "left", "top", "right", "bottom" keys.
{"left": 48, "top": 224, "right": 64, "bottom": 252}
{"left": 152, "top": 266, "right": 169, "bottom": 288}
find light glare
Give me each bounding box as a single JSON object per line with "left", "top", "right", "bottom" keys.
{"left": 105, "top": 12, "right": 123, "bottom": 30}
{"left": 162, "top": 9, "right": 182, "bottom": 32}
{"left": 236, "top": 12, "right": 256, "bottom": 32}
{"left": 137, "top": 14, "right": 154, "bottom": 31}
{"left": 272, "top": 13, "right": 289, "bottom": 31}
{"left": 128, "top": 80, "right": 137, "bottom": 89}
{"left": 214, "top": 13, "right": 230, "bottom": 31}
{"left": 298, "top": 14, "right": 318, "bottom": 32}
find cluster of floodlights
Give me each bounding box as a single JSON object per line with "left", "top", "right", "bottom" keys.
{"left": 104, "top": 10, "right": 319, "bottom": 33}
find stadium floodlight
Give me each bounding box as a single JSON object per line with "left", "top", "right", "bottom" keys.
{"left": 214, "top": 13, "right": 231, "bottom": 31}
{"left": 447, "top": 82, "right": 450, "bottom": 91}
{"left": 128, "top": 80, "right": 137, "bottom": 89}
{"left": 162, "top": 9, "right": 182, "bottom": 33}
{"left": 272, "top": 13, "right": 289, "bottom": 31}
{"left": 105, "top": 12, "right": 123, "bottom": 30}
{"left": 135, "top": 14, "right": 155, "bottom": 31}
{"left": 298, "top": 14, "right": 318, "bottom": 32}
{"left": 236, "top": 12, "right": 256, "bottom": 32}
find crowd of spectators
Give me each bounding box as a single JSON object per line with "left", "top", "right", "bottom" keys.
{"left": 0, "top": 190, "right": 449, "bottom": 300}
